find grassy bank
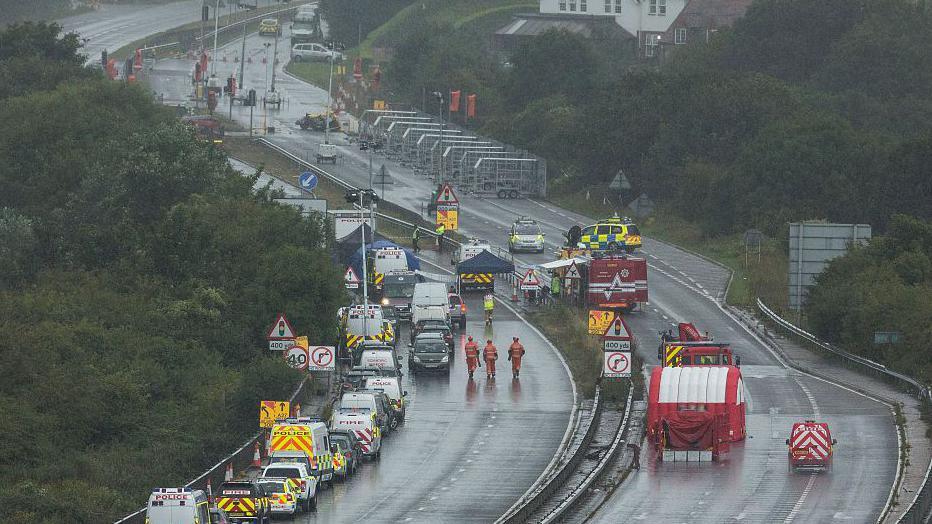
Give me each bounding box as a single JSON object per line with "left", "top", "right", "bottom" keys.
{"left": 528, "top": 305, "right": 639, "bottom": 400}
{"left": 285, "top": 61, "right": 331, "bottom": 90}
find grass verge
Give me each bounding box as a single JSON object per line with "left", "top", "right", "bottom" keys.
{"left": 284, "top": 61, "right": 331, "bottom": 90}
{"left": 528, "top": 305, "right": 639, "bottom": 401}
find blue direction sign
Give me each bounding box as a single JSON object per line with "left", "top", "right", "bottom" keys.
{"left": 299, "top": 171, "right": 318, "bottom": 192}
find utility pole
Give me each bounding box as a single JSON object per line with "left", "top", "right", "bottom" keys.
{"left": 359, "top": 190, "right": 370, "bottom": 335}
{"left": 270, "top": 31, "right": 279, "bottom": 92}
{"left": 324, "top": 45, "right": 336, "bottom": 145}
{"left": 432, "top": 91, "right": 445, "bottom": 184}
{"left": 238, "top": 21, "right": 247, "bottom": 88}
{"left": 211, "top": 0, "right": 220, "bottom": 75}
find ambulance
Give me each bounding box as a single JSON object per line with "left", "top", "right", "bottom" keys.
{"left": 331, "top": 408, "right": 382, "bottom": 459}
{"left": 270, "top": 419, "right": 334, "bottom": 487}
{"left": 787, "top": 420, "right": 837, "bottom": 471}
{"left": 145, "top": 488, "right": 210, "bottom": 524}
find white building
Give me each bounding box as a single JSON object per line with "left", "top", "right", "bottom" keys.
{"left": 539, "top": 0, "right": 686, "bottom": 54}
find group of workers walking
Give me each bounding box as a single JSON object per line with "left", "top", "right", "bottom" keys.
{"left": 464, "top": 336, "right": 525, "bottom": 380}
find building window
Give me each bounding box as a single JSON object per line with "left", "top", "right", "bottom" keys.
{"left": 605, "top": 0, "right": 611, "bottom": 12}
{"left": 559, "top": 0, "right": 566, "bottom": 10}
{"left": 659, "top": 0, "right": 666, "bottom": 15}
{"left": 569, "top": 1, "right": 576, "bottom": 11}
{"left": 614, "top": 0, "right": 622, "bottom": 13}
{"left": 644, "top": 34, "right": 659, "bottom": 56}
{"left": 580, "top": 0, "right": 587, "bottom": 12}
{"left": 649, "top": 0, "right": 657, "bottom": 15}
{"left": 675, "top": 27, "right": 687, "bottom": 44}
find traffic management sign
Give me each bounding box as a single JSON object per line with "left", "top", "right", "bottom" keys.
{"left": 435, "top": 183, "right": 459, "bottom": 205}
{"left": 565, "top": 261, "right": 581, "bottom": 279}
{"left": 588, "top": 309, "right": 615, "bottom": 335}
{"left": 603, "top": 339, "right": 631, "bottom": 352}
{"left": 520, "top": 269, "right": 541, "bottom": 291}
{"left": 309, "top": 346, "right": 336, "bottom": 372}
{"left": 267, "top": 313, "right": 296, "bottom": 340}
{"left": 603, "top": 315, "right": 632, "bottom": 338}
{"left": 259, "top": 400, "right": 291, "bottom": 428}
{"left": 299, "top": 171, "right": 318, "bottom": 192}
{"left": 344, "top": 267, "right": 360, "bottom": 289}
{"left": 436, "top": 205, "right": 458, "bottom": 230}
{"left": 604, "top": 351, "right": 631, "bottom": 378}
{"left": 269, "top": 339, "right": 296, "bottom": 351}
{"left": 285, "top": 345, "right": 309, "bottom": 370}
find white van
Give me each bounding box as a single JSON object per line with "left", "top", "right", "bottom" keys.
{"left": 356, "top": 348, "right": 401, "bottom": 374}
{"left": 331, "top": 408, "right": 382, "bottom": 458}
{"left": 269, "top": 419, "right": 334, "bottom": 485}
{"left": 145, "top": 488, "right": 210, "bottom": 524}
{"left": 364, "top": 375, "right": 406, "bottom": 423}
{"left": 412, "top": 282, "right": 450, "bottom": 310}
{"left": 412, "top": 304, "right": 449, "bottom": 325}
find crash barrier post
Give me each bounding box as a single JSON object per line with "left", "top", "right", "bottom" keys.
{"left": 114, "top": 376, "right": 312, "bottom": 524}
{"left": 756, "top": 299, "right": 932, "bottom": 523}
{"left": 496, "top": 386, "right": 604, "bottom": 524}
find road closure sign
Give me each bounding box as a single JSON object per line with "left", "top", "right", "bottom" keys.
{"left": 259, "top": 400, "right": 291, "bottom": 428}
{"left": 603, "top": 351, "right": 631, "bottom": 378}
{"left": 309, "top": 346, "right": 336, "bottom": 372}
{"left": 588, "top": 309, "right": 615, "bottom": 335}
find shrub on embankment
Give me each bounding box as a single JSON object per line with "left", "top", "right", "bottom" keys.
{"left": 0, "top": 23, "right": 344, "bottom": 523}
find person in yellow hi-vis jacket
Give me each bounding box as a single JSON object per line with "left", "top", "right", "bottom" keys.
{"left": 483, "top": 293, "right": 494, "bottom": 325}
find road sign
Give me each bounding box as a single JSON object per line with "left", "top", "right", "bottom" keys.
{"left": 604, "top": 351, "right": 631, "bottom": 378}
{"left": 603, "top": 315, "right": 632, "bottom": 339}
{"left": 520, "top": 269, "right": 540, "bottom": 291}
{"left": 344, "top": 267, "right": 360, "bottom": 289}
{"left": 285, "top": 345, "right": 309, "bottom": 370}
{"left": 309, "top": 346, "right": 336, "bottom": 372}
{"left": 299, "top": 171, "right": 318, "bottom": 192}
{"left": 609, "top": 170, "right": 631, "bottom": 191}
{"left": 259, "top": 400, "right": 291, "bottom": 428}
{"left": 435, "top": 183, "right": 459, "bottom": 205}
{"left": 269, "top": 339, "right": 296, "bottom": 351}
{"left": 267, "top": 313, "right": 296, "bottom": 341}
{"left": 603, "top": 339, "right": 631, "bottom": 352}
{"left": 436, "top": 206, "right": 458, "bottom": 230}
{"left": 588, "top": 309, "right": 615, "bottom": 335}
{"left": 565, "top": 261, "right": 581, "bottom": 279}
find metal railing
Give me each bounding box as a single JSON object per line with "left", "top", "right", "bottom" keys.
{"left": 756, "top": 299, "right": 932, "bottom": 523}
{"left": 114, "top": 376, "right": 313, "bottom": 524}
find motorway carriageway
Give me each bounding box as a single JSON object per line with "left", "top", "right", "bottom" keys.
{"left": 152, "top": 25, "right": 897, "bottom": 522}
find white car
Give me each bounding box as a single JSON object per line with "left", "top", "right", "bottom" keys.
{"left": 291, "top": 42, "right": 343, "bottom": 62}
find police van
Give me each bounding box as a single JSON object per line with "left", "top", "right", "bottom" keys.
{"left": 145, "top": 488, "right": 210, "bottom": 524}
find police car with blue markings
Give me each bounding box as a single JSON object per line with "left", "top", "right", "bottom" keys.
{"left": 577, "top": 214, "right": 642, "bottom": 253}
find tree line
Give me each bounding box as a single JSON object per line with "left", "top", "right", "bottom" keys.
{"left": 0, "top": 23, "right": 345, "bottom": 522}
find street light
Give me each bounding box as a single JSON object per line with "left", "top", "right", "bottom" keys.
{"left": 324, "top": 42, "right": 341, "bottom": 145}
{"left": 432, "top": 91, "right": 444, "bottom": 184}
{"left": 211, "top": 0, "right": 221, "bottom": 75}
{"left": 263, "top": 42, "right": 272, "bottom": 90}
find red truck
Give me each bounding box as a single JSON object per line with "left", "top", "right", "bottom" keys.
{"left": 658, "top": 323, "right": 739, "bottom": 367}
{"left": 647, "top": 365, "right": 746, "bottom": 462}
{"left": 586, "top": 254, "right": 648, "bottom": 311}
{"left": 787, "top": 420, "right": 836, "bottom": 471}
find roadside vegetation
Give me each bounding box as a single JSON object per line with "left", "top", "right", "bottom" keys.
{"left": 0, "top": 23, "right": 344, "bottom": 523}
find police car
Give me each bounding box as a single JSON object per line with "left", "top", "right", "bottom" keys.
{"left": 508, "top": 217, "right": 545, "bottom": 253}
{"left": 577, "top": 214, "right": 641, "bottom": 252}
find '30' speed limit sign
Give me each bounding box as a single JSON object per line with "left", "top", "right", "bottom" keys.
{"left": 285, "top": 345, "right": 309, "bottom": 371}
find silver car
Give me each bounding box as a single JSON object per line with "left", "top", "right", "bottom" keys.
{"left": 291, "top": 42, "right": 343, "bottom": 62}
{"left": 509, "top": 218, "right": 545, "bottom": 253}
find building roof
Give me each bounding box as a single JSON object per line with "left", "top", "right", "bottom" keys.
{"left": 495, "top": 13, "right": 634, "bottom": 39}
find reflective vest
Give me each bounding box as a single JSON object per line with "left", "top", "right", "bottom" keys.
{"left": 412, "top": 228, "right": 420, "bottom": 240}
{"left": 464, "top": 342, "right": 479, "bottom": 359}
{"left": 483, "top": 296, "right": 494, "bottom": 311}
{"left": 483, "top": 344, "right": 498, "bottom": 361}
{"left": 436, "top": 224, "right": 445, "bottom": 236}
{"left": 509, "top": 342, "right": 525, "bottom": 359}
{"left": 551, "top": 275, "right": 561, "bottom": 295}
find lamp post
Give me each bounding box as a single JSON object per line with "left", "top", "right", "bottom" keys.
{"left": 210, "top": 0, "right": 220, "bottom": 75}
{"left": 432, "top": 91, "right": 444, "bottom": 184}
{"left": 324, "top": 44, "right": 337, "bottom": 145}
{"left": 263, "top": 42, "right": 271, "bottom": 90}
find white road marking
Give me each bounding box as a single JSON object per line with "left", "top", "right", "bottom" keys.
{"left": 784, "top": 473, "right": 816, "bottom": 523}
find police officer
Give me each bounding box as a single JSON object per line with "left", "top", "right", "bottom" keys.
{"left": 464, "top": 336, "right": 480, "bottom": 379}
{"left": 508, "top": 337, "right": 526, "bottom": 378}
{"left": 412, "top": 227, "right": 420, "bottom": 253}
{"left": 483, "top": 339, "right": 498, "bottom": 379}
{"left": 483, "top": 293, "right": 494, "bottom": 325}
{"left": 435, "top": 223, "right": 446, "bottom": 253}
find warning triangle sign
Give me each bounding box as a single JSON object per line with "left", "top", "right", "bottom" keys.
{"left": 267, "top": 313, "right": 296, "bottom": 340}
{"left": 344, "top": 267, "right": 360, "bottom": 283}
{"left": 435, "top": 183, "right": 459, "bottom": 205}
{"left": 520, "top": 269, "right": 540, "bottom": 287}
{"left": 565, "top": 261, "right": 581, "bottom": 279}
{"left": 603, "top": 315, "right": 632, "bottom": 339}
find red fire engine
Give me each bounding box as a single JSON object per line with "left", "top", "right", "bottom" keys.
{"left": 585, "top": 254, "right": 648, "bottom": 311}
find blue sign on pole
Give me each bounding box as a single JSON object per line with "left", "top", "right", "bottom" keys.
{"left": 299, "top": 171, "right": 318, "bottom": 192}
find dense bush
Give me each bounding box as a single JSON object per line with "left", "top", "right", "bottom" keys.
{"left": 0, "top": 23, "right": 344, "bottom": 522}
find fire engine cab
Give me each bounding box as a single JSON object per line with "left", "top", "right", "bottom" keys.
{"left": 787, "top": 420, "right": 836, "bottom": 471}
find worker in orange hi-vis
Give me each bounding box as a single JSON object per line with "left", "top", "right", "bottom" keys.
{"left": 483, "top": 339, "right": 498, "bottom": 380}
{"left": 508, "top": 337, "right": 526, "bottom": 379}
{"left": 464, "top": 336, "right": 480, "bottom": 379}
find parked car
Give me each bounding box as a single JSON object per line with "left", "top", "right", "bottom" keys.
{"left": 291, "top": 42, "right": 343, "bottom": 62}
{"left": 409, "top": 334, "right": 451, "bottom": 373}
{"left": 329, "top": 430, "right": 362, "bottom": 479}
{"left": 416, "top": 320, "right": 454, "bottom": 352}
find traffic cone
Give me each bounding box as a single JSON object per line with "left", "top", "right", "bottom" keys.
{"left": 511, "top": 280, "right": 518, "bottom": 302}
{"left": 252, "top": 442, "right": 262, "bottom": 468}
{"left": 293, "top": 403, "right": 301, "bottom": 416}
{"left": 224, "top": 462, "right": 233, "bottom": 481}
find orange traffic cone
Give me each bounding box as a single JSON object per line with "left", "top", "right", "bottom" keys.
{"left": 224, "top": 462, "right": 233, "bottom": 481}
{"left": 252, "top": 442, "right": 261, "bottom": 468}
{"left": 511, "top": 280, "right": 518, "bottom": 302}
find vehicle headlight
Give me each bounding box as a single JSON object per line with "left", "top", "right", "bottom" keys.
{"left": 537, "top": 235, "right": 544, "bottom": 243}
{"left": 441, "top": 355, "right": 449, "bottom": 363}
{"left": 413, "top": 355, "right": 421, "bottom": 363}
{"left": 381, "top": 298, "right": 389, "bottom": 305}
